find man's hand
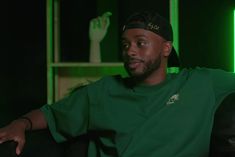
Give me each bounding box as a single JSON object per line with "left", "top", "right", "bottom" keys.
{"left": 89, "top": 11, "right": 112, "bottom": 42}
{"left": 0, "top": 109, "right": 47, "bottom": 155}
{"left": 0, "top": 119, "right": 28, "bottom": 155}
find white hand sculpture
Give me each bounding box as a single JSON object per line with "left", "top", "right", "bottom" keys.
{"left": 89, "top": 12, "right": 112, "bottom": 63}
{"left": 89, "top": 11, "right": 112, "bottom": 42}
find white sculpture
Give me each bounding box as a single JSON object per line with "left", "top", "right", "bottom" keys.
{"left": 89, "top": 12, "right": 112, "bottom": 63}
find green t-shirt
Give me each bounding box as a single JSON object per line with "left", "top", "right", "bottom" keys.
{"left": 41, "top": 67, "right": 235, "bottom": 157}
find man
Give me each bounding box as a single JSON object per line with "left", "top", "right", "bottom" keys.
{"left": 0, "top": 11, "right": 235, "bottom": 157}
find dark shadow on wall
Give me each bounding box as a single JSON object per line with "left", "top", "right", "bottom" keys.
{"left": 179, "top": 0, "right": 235, "bottom": 71}
{"left": 1, "top": 0, "right": 47, "bottom": 126}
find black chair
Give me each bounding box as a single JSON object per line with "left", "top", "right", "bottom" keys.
{"left": 209, "top": 92, "right": 235, "bottom": 157}
{"left": 0, "top": 140, "right": 18, "bottom": 157}
{"left": 0, "top": 130, "right": 66, "bottom": 157}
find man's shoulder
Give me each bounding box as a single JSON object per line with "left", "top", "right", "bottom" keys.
{"left": 178, "top": 67, "right": 234, "bottom": 82}
{"left": 179, "top": 67, "right": 230, "bottom": 75}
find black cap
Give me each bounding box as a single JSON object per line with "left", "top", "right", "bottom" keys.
{"left": 122, "top": 11, "right": 180, "bottom": 67}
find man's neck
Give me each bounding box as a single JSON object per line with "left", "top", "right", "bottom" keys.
{"left": 142, "top": 68, "right": 167, "bottom": 85}
{"left": 127, "top": 67, "right": 167, "bottom": 87}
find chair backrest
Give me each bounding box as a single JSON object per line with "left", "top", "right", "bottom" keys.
{"left": 210, "top": 92, "right": 235, "bottom": 157}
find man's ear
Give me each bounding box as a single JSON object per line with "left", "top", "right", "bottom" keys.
{"left": 163, "top": 41, "right": 172, "bottom": 57}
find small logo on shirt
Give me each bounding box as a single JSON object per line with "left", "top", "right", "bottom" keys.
{"left": 166, "top": 93, "right": 179, "bottom": 106}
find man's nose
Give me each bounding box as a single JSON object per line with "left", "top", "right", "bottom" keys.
{"left": 125, "top": 45, "right": 137, "bottom": 57}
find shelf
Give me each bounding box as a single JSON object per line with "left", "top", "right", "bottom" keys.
{"left": 49, "top": 62, "right": 128, "bottom": 102}
{"left": 50, "top": 62, "right": 124, "bottom": 67}
{"left": 50, "top": 62, "right": 127, "bottom": 77}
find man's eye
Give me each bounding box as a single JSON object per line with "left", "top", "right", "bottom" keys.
{"left": 122, "top": 43, "right": 129, "bottom": 50}
{"left": 137, "top": 41, "right": 147, "bottom": 47}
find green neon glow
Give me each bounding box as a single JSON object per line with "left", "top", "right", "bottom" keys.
{"left": 46, "top": 0, "right": 54, "bottom": 104}
{"left": 170, "top": 0, "right": 179, "bottom": 53}
{"left": 169, "top": 0, "right": 179, "bottom": 73}
{"left": 234, "top": 10, "right": 235, "bottom": 72}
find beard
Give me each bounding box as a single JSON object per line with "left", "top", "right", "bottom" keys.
{"left": 123, "top": 54, "right": 162, "bottom": 83}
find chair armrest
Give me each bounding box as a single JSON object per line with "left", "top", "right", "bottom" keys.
{"left": 0, "top": 129, "right": 91, "bottom": 157}
{"left": 0, "top": 129, "right": 65, "bottom": 157}
{"left": 0, "top": 140, "right": 18, "bottom": 157}
{"left": 21, "top": 129, "right": 65, "bottom": 157}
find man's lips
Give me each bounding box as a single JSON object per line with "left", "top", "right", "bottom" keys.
{"left": 127, "top": 59, "right": 144, "bottom": 69}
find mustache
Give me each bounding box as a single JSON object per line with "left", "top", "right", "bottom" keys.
{"left": 123, "top": 57, "right": 144, "bottom": 63}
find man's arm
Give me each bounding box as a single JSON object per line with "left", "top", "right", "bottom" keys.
{"left": 0, "top": 109, "right": 47, "bottom": 155}
{"left": 21, "top": 109, "right": 47, "bottom": 130}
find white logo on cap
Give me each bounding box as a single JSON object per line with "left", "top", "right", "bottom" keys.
{"left": 147, "top": 22, "right": 160, "bottom": 31}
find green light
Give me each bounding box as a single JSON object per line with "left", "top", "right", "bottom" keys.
{"left": 46, "top": 0, "right": 54, "bottom": 104}
{"left": 169, "top": 0, "right": 179, "bottom": 73}
{"left": 170, "top": 0, "right": 179, "bottom": 54}
{"left": 234, "top": 9, "right": 235, "bottom": 72}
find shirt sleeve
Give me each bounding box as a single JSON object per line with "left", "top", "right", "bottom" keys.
{"left": 210, "top": 69, "right": 235, "bottom": 92}
{"left": 208, "top": 68, "right": 235, "bottom": 102}
{"left": 40, "top": 85, "right": 89, "bottom": 142}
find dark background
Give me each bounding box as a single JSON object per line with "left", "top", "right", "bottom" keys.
{"left": 2, "top": 0, "right": 235, "bottom": 125}
{"left": 2, "top": 0, "right": 47, "bottom": 125}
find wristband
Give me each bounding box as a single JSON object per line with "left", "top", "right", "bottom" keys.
{"left": 19, "top": 117, "right": 33, "bottom": 131}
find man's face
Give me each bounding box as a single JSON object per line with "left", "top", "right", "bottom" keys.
{"left": 121, "top": 28, "right": 167, "bottom": 78}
